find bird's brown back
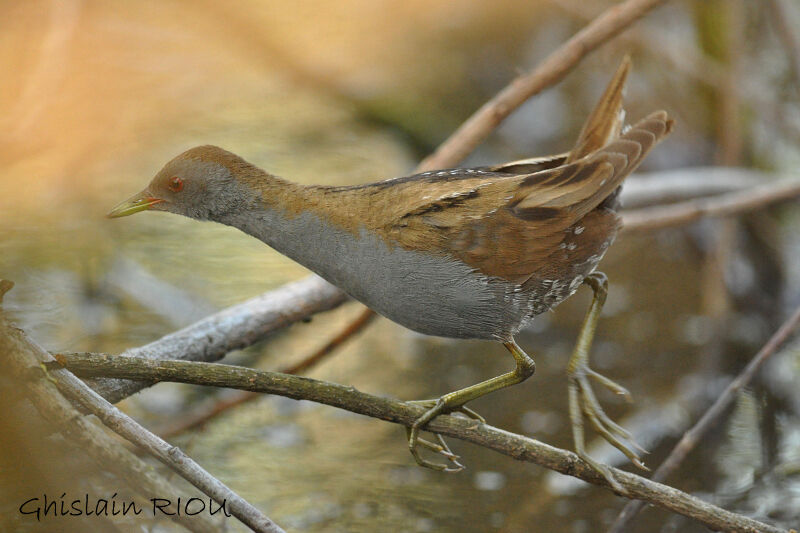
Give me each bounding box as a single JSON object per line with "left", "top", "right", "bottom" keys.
{"left": 367, "top": 110, "right": 673, "bottom": 283}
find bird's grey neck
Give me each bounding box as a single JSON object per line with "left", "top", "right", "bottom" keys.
{"left": 216, "top": 205, "right": 358, "bottom": 284}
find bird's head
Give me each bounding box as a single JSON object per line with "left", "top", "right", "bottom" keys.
{"left": 107, "top": 145, "right": 260, "bottom": 221}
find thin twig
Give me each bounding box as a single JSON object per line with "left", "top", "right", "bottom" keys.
{"left": 620, "top": 180, "right": 800, "bottom": 234}
{"left": 283, "top": 307, "right": 377, "bottom": 374}
{"left": 715, "top": 0, "right": 744, "bottom": 167}
{"left": 155, "top": 307, "right": 377, "bottom": 438}
{"left": 607, "top": 304, "right": 800, "bottom": 533}
{"left": 551, "top": 0, "right": 800, "bottom": 147}
{"left": 56, "top": 352, "right": 786, "bottom": 533}
{"left": 620, "top": 167, "right": 768, "bottom": 208}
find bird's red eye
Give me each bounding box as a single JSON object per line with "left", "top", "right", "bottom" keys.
{"left": 168, "top": 176, "right": 184, "bottom": 192}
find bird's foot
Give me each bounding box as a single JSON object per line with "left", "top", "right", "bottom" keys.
{"left": 406, "top": 399, "right": 485, "bottom": 473}
{"left": 568, "top": 363, "right": 648, "bottom": 492}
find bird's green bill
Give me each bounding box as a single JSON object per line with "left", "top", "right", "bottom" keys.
{"left": 106, "top": 191, "right": 163, "bottom": 218}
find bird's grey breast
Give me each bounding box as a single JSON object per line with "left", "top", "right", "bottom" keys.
{"left": 220, "top": 207, "right": 529, "bottom": 340}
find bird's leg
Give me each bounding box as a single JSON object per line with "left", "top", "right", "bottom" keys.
{"left": 567, "top": 271, "right": 646, "bottom": 493}
{"left": 408, "top": 339, "right": 535, "bottom": 472}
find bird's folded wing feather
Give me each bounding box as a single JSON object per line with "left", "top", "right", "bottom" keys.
{"left": 380, "top": 111, "right": 673, "bottom": 282}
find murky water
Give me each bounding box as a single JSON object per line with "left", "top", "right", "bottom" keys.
{"left": 3, "top": 2, "right": 799, "bottom": 532}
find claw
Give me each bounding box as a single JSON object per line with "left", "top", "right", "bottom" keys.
{"left": 578, "top": 375, "right": 632, "bottom": 441}
{"left": 586, "top": 367, "right": 632, "bottom": 402}
{"left": 578, "top": 450, "right": 627, "bottom": 495}
{"left": 404, "top": 339, "right": 535, "bottom": 473}
{"left": 407, "top": 399, "right": 470, "bottom": 473}
{"left": 579, "top": 383, "right": 645, "bottom": 467}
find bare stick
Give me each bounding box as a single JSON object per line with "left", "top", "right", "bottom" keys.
{"left": 58, "top": 352, "right": 787, "bottom": 533}
{"left": 620, "top": 180, "right": 800, "bottom": 234}
{"left": 283, "top": 307, "right": 377, "bottom": 374}
{"left": 420, "top": 0, "right": 669, "bottom": 169}
{"left": 155, "top": 307, "right": 377, "bottom": 438}
{"left": 551, "top": 0, "right": 800, "bottom": 147}
{"left": 0, "top": 285, "right": 285, "bottom": 533}
{"left": 607, "top": 305, "right": 800, "bottom": 533}
{"left": 620, "top": 167, "right": 767, "bottom": 208}
{"left": 91, "top": 275, "right": 347, "bottom": 403}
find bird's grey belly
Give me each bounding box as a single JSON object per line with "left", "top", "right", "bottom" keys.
{"left": 306, "top": 228, "right": 529, "bottom": 340}
{"left": 332, "top": 242, "right": 528, "bottom": 340}
{"left": 224, "top": 209, "right": 529, "bottom": 340}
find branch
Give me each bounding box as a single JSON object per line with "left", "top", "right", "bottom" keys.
{"left": 91, "top": 275, "right": 347, "bottom": 403}
{"left": 608, "top": 304, "right": 800, "bottom": 532}
{"left": 621, "top": 179, "right": 800, "bottom": 234}
{"left": 53, "top": 366, "right": 285, "bottom": 533}
{"left": 620, "top": 167, "right": 771, "bottom": 208}
{"left": 57, "top": 352, "right": 787, "bottom": 533}
{"left": 155, "top": 305, "right": 377, "bottom": 438}
{"left": 420, "top": 0, "right": 669, "bottom": 169}
{"left": 552, "top": 0, "right": 800, "bottom": 147}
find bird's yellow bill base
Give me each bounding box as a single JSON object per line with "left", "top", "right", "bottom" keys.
{"left": 106, "top": 191, "right": 163, "bottom": 218}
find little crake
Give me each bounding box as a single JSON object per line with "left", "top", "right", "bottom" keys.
{"left": 109, "top": 58, "right": 673, "bottom": 488}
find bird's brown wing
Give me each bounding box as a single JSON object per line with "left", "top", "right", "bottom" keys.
{"left": 380, "top": 111, "right": 673, "bottom": 283}
{"left": 565, "top": 55, "right": 630, "bottom": 163}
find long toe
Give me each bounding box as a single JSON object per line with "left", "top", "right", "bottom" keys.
{"left": 405, "top": 395, "right": 487, "bottom": 472}
{"left": 570, "top": 365, "right": 647, "bottom": 471}
{"left": 407, "top": 424, "right": 465, "bottom": 473}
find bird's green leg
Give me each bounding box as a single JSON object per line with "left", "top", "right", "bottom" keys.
{"left": 568, "top": 272, "right": 647, "bottom": 493}
{"left": 408, "top": 339, "right": 535, "bottom": 472}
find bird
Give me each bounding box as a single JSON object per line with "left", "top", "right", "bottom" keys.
{"left": 108, "top": 57, "right": 673, "bottom": 488}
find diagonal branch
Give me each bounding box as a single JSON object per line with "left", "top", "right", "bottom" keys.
{"left": 57, "top": 351, "right": 788, "bottom": 533}
{"left": 608, "top": 304, "right": 800, "bottom": 532}
{"left": 1, "top": 295, "right": 223, "bottom": 532}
